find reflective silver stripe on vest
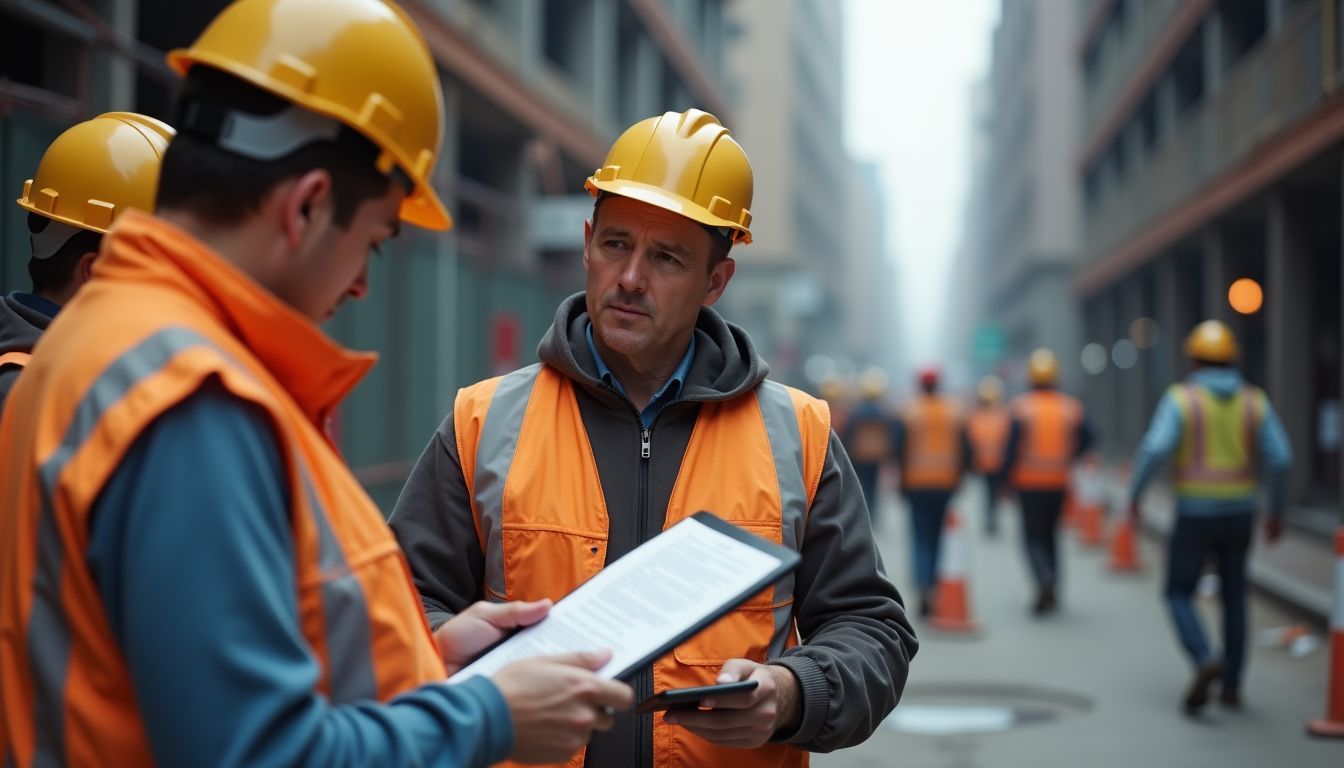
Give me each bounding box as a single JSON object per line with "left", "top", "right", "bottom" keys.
{"left": 32, "top": 327, "right": 212, "bottom": 768}
{"left": 299, "top": 466, "right": 379, "bottom": 704}
{"left": 755, "top": 381, "right": 810, "bottom": 659}
{"left": 471, "top": 364, "right": 543, "bottom": 600}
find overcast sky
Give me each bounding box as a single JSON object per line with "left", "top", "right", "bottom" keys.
{"left": 843, "top": 0, "right": 1000, "bottom": 371}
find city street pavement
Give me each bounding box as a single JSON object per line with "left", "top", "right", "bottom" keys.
{"left": 815, "top": 484, "right": 1340, "bottom": 768}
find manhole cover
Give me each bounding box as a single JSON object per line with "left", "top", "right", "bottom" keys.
{"left": 884, "top": 683, "right": 1092, "bottom": 736}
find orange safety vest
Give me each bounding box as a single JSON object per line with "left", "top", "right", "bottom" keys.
{"left": 455, "top": 365, "right": 831, "bottom": 768}
{"left": 898, "top": 395, "right": 964, "bottom": 491}
{"left": 967, "top": 406, "right": 1011, "bottom": 475}
{"left": 1171, "top": 383, "right": 1265, "bottom": 499}
{"left": 0, "top": 350, "right": 31, "bottom": 370}
{"left": 0, "top": 211, "right": 444, "bottom": 767}
{"left": 1009, "top": 390, "right": 1084, "bottom": 491}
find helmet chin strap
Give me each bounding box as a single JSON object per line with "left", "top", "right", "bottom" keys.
{"left": 29, "top": 218, "right": 86, "bottom": 261}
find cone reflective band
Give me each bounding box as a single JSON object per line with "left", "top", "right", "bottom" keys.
{"left": 1307, "top": 527, "right": 1344, "bottom": 738}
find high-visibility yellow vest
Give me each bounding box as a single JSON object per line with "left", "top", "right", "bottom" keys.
{"left": 1171, "top": 383, "right": 1265, "bottom": 499}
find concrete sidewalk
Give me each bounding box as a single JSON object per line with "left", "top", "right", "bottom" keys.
{"left": 814, "top": 485, "right": 1340, "bottom": 768}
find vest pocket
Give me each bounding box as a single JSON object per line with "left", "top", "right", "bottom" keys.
{"left": 500, "top": 524, "right": 607, "bottom": 602}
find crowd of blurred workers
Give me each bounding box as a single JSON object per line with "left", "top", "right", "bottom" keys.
{"left": 827, "top": 318, "right": 1292, "bottom": 716}
{"left": 0, "top": 0, "right": 1301, "bottom": 764}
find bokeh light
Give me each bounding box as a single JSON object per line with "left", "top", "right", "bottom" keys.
{"left": 1112, "top": 339, "right": 1139, "bottom": 370}
{"left": 1129, "top": 317, "right": 1160, "bottom": 350}
{"left": 1081, "top": 343, "right": 1108, "bottom": 375}
{"left": 1228, "top": 278, "right": 1263, "bottom": 315}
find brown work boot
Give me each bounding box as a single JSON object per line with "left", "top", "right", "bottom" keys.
{"left": 1183, "top": 662, "right": 1223, "bottom": 714}
{"left": 1219, "top": 689, "right": 1241, "bottom": 709}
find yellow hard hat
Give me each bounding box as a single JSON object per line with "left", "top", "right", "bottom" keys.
{"left": 858, "top": 368, "right": 888, "bottom": 400}
{"left": 977, "top": 375, "right": 1004, "bottom": 405}
{"left": 586, "top": 109, "right": 753, "bottom": 244}
{"left": 17, "top": 112, "right": 174, "bottom": 235}
{"left": 1027, "top": 348, "right": 1059, "bottom": 387}
{"left": 818, "top": 375, "right": 847, "bottom": 403}
{"left": 1184, "top": 320, "right": 1239, "bottom": 363}
{"left": 167, "top": 0, "right": 450, "bottom": 231}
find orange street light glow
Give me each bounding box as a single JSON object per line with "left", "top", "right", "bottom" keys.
{"left": 1228, "top": 278, "right": 1263, "bottom": 315}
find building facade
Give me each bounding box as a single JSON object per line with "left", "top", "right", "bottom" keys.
{"left": 1, "top": 0, "right": 733, "bottom": 508}
{"left": 975, "top": 0, "right": 1085, "bottom": 395}
{"left": 1075, "top": 0, "right": 1340, "bottom": 524}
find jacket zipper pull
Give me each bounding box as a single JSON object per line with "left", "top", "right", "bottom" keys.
{"left": 641, "top": 428, "right": 651, "bottom": 459}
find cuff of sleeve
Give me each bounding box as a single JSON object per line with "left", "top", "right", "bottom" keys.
{"left": 769, "top": 655, "right": 828, "bottom": 745}
{"left": 427, "top": 609, "right": 452, "bottom": 632}
{"left": 457, "top": 676, "right": 514, "bottom": 763}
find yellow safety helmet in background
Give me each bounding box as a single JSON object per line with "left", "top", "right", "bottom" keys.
{"left": 17, "top": 112, "right": 174, "bottom": 238}
{"left": 1027, "top": 348, "right": 1059, "bottom": 387}
{"left": 977, "top": 375, "right": 1004, "bottom": 405}
{"left": 858, "top": 367, "right": 888, "bottom": 400}
{"left": 1184, "top": 320, "right": 1239, "bottom": 363}
{"left": 586, "top": 109, "right": 754, "bottom": 244}
{"left": 818, "top": 375, "right": 847, "bottom": 404}
{"left": 167, "top": 0, "right": 450, "bottom": 231}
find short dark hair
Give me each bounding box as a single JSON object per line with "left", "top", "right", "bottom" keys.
{"left": 27, "top": 212, "right": 101, "bottom": 295}
{"left": 157, "top": 66, "right": 393, "bottom": 228}
{"left": 591, "top": 194, "right": 731, "bottom": 272}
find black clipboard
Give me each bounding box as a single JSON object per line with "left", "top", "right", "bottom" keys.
{"left": 447, "top": 510, "right": 801, "bottom": 682}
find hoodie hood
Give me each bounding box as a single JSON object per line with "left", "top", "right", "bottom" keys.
{"left": 537, "top": 292, "right": 767, "bottom": 404}
{"left": 1188, "top": 366, "right": 1245, "bottom": 398}
{"left": 0, "top": 293, "right": 51, "bottom": 355}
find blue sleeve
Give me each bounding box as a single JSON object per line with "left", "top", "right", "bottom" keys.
{"left": 890, "top": 418, "right": 906, "bottom": 464}
{"left": 88, "top": 382, "right": 513, "bottom": 768}
{"left": 1129, "top": 391, "right": 1182, "bottom": 503}
{"left": 1257, "top": 398, "right": 1294, "bottom": 513}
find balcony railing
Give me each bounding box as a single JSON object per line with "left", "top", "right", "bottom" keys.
{"left": 1083, "top": 3, "right": 1329, "bottom": 265}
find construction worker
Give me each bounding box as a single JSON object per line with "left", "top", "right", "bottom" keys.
{"left": 1129, "top": 320, "right": 1292, "bottom": 715}
{"left": 998, "top": 348, "right": 1094, "bottom": 616}
{"left": 841, "top": 367, "right": 899, "bottom": 525}
{"left": 818, "top": 373, "right": 851, "bottom": 436}
{"left": 893, "top": 367, "right": 971, "bottom": 617}
{"left": 0, "top": 113, "right": 173, "bottom": 412}
{"left": 0, "top": 2, "right": 630, "bottom": 766}
{"left": 967, "top": 375, "right": 1011, "bottom": 536}
{"left": 392, "top": 108, "right": 917, "bottom": 767}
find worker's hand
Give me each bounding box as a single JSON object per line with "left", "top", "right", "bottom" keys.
{"left": 435, "top": 599, "right": 552, "bottom": 675}
{"left": 662, "top": 659, "right": 801, "bottom": 749}
{"left": 1265, "top": 515, "right": 1284, "bottom": 544}
{"left": 493, "top": 649, "right": 633, "bottom": 764}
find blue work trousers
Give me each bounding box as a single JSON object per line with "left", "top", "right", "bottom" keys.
{"left": 1165, "top": 512, "right": 1254, "bottom": 691}
{"left": 905, "top": 490, "right": 951, "bottom": 591}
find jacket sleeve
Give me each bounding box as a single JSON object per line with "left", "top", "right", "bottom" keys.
{"left": 1129, "top": 391, "right": 1182, "bottom": 504}
{"left": 769, "top": 431, "right": 918, "bottom": 752}
{"left": 1257, "top": 397, "right": 1294, "bottom": 513}
{"left": 390, "top": 412, "right": 486, "bottom": 629}
{"left": 89, "top": 384, "right": 513, "bottom": 768}
{"left": 995, "top": 419, "right": 1022, "bottom": 489}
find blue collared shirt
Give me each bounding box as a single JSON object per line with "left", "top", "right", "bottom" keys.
{"left": 586, "top": 323, "right": 695, "bottom": 429}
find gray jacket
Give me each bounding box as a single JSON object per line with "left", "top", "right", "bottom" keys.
{"left": 391, "top": 293, "right": 916, "bottom": 764}
{"left": 0, "top": 292, "right": 53, "bottom": 409}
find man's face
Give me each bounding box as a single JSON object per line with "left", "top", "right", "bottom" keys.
{"left": 286, "top": 181, "right": 404, "bottom": 323}
{"left": 583, "top": 195, "right": 734, "bottom": 368}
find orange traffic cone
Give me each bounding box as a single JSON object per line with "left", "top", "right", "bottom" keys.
{"left": 1107, "top": 516, "right": 1141, "bottom": 572}
{"left": 931, "top": 509, "right": 980, "bottom": 634}
{"left": 1307, "top": 527, "right": 1344, "bottom": 738}
{"left": 1077, "top": 500, "right": 1105, "bottom": 548}
{"left": 1061, "top": 487, "right": 1080, "bottom": 529}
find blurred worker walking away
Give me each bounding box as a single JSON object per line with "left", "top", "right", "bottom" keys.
{"left": 894, "top": 367, "right": 971, "bottom": 616}
{"left": 967, "top": 375, "right": 1011, "bottom": 537}
{"left": 999, "top": 349, "right": 1094, "bottom": 616}
{"left": 819, "top": 373, "right": 852, "bottom": 436}
{"left": 842, "top": 367, "right": 899, "bottom": 525}
{"left": 0, "top": 113, "right": 173, "bottom": 413}
{"left": 1129, "top": 320, "right": 1292, "bottom": 715}
{"left": 0, "top": 2, "right": 630, "bottom": 766}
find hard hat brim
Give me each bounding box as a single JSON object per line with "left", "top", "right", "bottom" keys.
{"left": 14, "top": 198, "right": 110, "bottom": 235}
{"left": 168, "top": 48, "right": 453, "bottom": 232}
{"left": 585, "top": 177, "right": 752, "bottom": 245}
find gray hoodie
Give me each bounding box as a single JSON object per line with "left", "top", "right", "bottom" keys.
{"left": 0, "top": 292, "right": 54, "bottom": 409}
{"left": 392, "top": 293, "right": 916, "bottom": 765}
